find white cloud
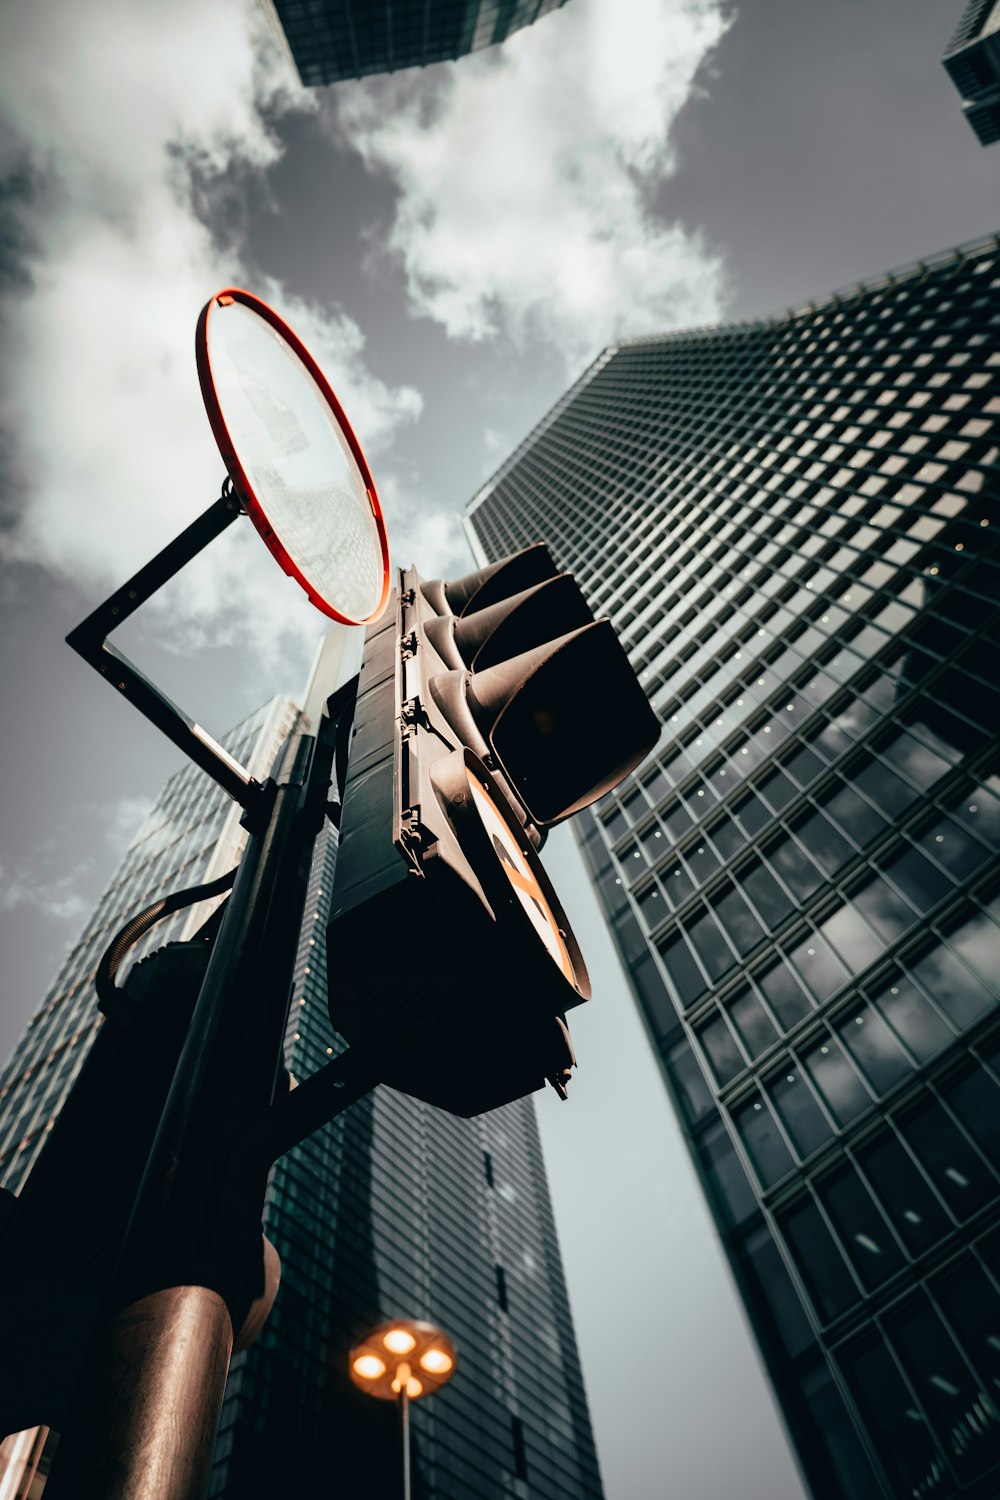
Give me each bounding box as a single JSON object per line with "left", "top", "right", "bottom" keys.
{"left": 0, "top": 856, "right": 94, "bottom": 925}
{"left": 335, "top": 0, "right": 733, "bottom": 367}
{"left": 0, "top": 0, "right": 421, "bottom": 660}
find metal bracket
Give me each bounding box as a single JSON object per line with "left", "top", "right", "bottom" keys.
{"left": 66, "top": 483, "right": 265, "bottom": 812}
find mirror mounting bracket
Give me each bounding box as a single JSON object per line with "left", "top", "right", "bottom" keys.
{"left": 66, "top": 480, "right": 266, "bottom": 812}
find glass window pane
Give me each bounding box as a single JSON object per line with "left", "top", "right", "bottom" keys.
{"left": 698, "top": 1014, "right": 744, "bottom": 1086}
{"left": 918, "top": 813, "right": 991, "bottom": 882}
{"left": 836, "top": 1003, "right": 911, "bottom": 1094}
{"left": 685, "top": 908, "right": 735, "bottom": 983}
{"left": 852, "top": 874, "right": 919, "bottom": 942}
{"left": 666, "top": 1039, "right": 714, "bottom": 1126}
{"left": 799, "top": 1362, "right": 884, "bottom": 1500}
{"left": 712, "top": 883, "right": 765, "bottom": 955}
{"left": 779, "top": 1198, "right": 859, "bottom": 1321}
{"left": 853, "top": 753, "right": 919, "bottom": 817}
{"left": 933, "top": 1261, "right": 1000, "bottom": 1420}
{"left": 911, "top": 935, "right": 995, "bottom": 1031}
{"left": 802, "top": 1036, "right": 872, "bottom": 1125}
{"left": 657, "top": 932, "right": 707, "bottom": 1008}
{"left": 740, "top": 861, "right": 793, "bottom": 929}
{"left": 757, "top": 767, "right": 797, "bottom": 812}
{"left": 888, "top": 1298, "right": 994, "bottom": 1484}
{"left": 942, "top": 1067, "right": 1000, "bottom": 1172}
{"left": 795, "top": 809, "right": 854, "bottom": 876}
{"left": 842, "top": 1338, "right": 944, "bottom": 1498}
{"left": 788, "top": 931, "right": 850, "bottom": 1004}
{"left": 767, "top": 1070, "right": 833, "bottom": 1157}
{"left": 857, "top": 1133, "right": 952, "bottom": 1256}
{"left": 733, "top": 1093, "right": 795, "bottom": 1188}
{"left": 818, "top": 1167, "right": 905, "bottom": 1289}
{"left": 766, "top": 835, "right": 824, "bottom": 899}
{"left": 943, "top": 907, "right": 1000, "bottom": 998}
{"left": 728, "top": 987, "right": 779, "bottom": 1059}
{"left": 881, "top": 846, "right": 954, "bottom": 914}
{"left": 698, "top": 1120, "right": 756, "bottom": 1229}
{"left": 881, "top": 728, "right": 952, "bottom": 790}
{"left": 871, "top": 973, "right": 953, "bottom": 1061}
{"left": 757, "top": 958, "right": 813, "bottom": 1028}
{"left": 820, "top": 902, "right": 885, "bottom": 972}
{"left": 901, "top": 1097, "right": 997, "bottom": 1218}
{"left": 823, "top": 783, "right": 887, "bottom": 847}
{"left": 739, "top": 1224, "right": 814, "bottom": 1360}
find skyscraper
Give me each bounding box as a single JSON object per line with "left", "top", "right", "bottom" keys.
{"left": 0, "top": 668, "right": 603, "bottom": 1498}
{"left": 943, "top": 1, "right": 1000, "bottom": 146}
{"left": 464, "top": 235, "right": 1000, "bottom": 1500}
{"left": 259, "top": 0, "right": 570, "bottom": 87}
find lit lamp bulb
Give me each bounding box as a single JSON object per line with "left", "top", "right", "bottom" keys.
{"left": 419, "top": 1348, "right": 453, "bottom": 1375}
{"left": 384, "top": 1328, "right": 417, "bottom": 1355}
{"left": 353, "top": 1354, "right": 385, "bottom": 1381}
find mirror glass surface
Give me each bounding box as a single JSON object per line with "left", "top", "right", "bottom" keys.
{"left": 205, "top": 297, "right": 386, "bottom": 622}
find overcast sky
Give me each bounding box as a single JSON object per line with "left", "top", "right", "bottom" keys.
{"left": 0, "top": 1, "right": 995, "bottom": 1495}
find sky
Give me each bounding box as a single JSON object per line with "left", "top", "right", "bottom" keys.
{"left": 0, "top": 0, "right": 995, "bottom": 1494}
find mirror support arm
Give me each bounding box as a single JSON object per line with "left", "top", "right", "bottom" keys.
{"left": 66, "top": 482, "right": 264, "bottom": 812}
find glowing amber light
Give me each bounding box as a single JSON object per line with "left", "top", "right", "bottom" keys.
{"left": 419, "top": 1349, "right": 453, "bottom": 1375}
{"left": 353, "top": 1354, "right": 386, "bottom": 1381}
{"left": 383, "top": 1328, "right": 417, "bottom": 1355}
{"left": 406, "top": 1377, "right": 423, "bottom": 1398}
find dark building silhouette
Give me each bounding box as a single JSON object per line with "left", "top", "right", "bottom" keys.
{"left": 260, "top": 0, "right": 570, "bottom": 86}
{"left": 0, "top": 686, "right": 604, "bottom": 1500}
{"left": 943, "top": 1, "right": 1000, "bottom": 146}
{"left": 464, "top": 236, "right": 1000, "bottom": 1499}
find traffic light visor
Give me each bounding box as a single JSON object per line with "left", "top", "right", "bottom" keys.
{"left": 469, "top": 621, "right": 659, "bottom": 824}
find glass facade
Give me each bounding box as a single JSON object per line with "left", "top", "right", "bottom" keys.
{"left": 464, "top": 236, "right": 1000, "bottom": 1499}
{"left": 259, "top": 0, "right": 570, "bottom": 87}
{"left": 943, "top": 0, "right": 1000, "bottom": 147}
{"left": 0, "top": 690, "right": 602, "bottom": 1500}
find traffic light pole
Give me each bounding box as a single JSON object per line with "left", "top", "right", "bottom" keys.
{"left": 43, "top": 692, "right": 362, "bottom": 1498}
{"left": 43, "top": 669, "right": 451, "bottom": 1499}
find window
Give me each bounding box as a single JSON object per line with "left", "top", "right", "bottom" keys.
{"left": 817, "top": 1167, "right": 905, "bottom": 1289}
{"left": 857, "top": 1133, "right": 952, "bottom": 1256}
{"left": 733, "top": 1091, "right": 795, "bottom": 1187}
{"left": 802, "top": 1034, "right": 872, "bottom": 1125}
{"left": 870, "top": 973, "right": 952, "bottom": 1061}
{"left": 842, "top": 1337, "right": 943, "bottom": 1498}
{"left": 900, "top": 1097, "right": 997, "bottom": 1218}
{"left": 779, "top": 1197, "right": 858, "bottom": 1320}
{"left": 728, "top": 987, "right": 779, "bottom": 1058}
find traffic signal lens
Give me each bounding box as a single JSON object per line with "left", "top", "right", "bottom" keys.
{"left": 465, "top": 768, "right": 575, "bottom": 984}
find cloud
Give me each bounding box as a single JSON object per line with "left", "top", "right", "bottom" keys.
{"left": 0, "top": 856, "right": 94, "bottom": 925}
{"left": 0, "top": 0, "right": 421, "bottom": 660}
{"left": 335, "top": 0, "right": 733, "bottom": 367}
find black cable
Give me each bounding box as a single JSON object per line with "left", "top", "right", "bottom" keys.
{"left": 95, "top": 867, "right": 237, "bottom": 1020}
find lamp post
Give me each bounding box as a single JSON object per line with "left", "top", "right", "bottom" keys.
{"left": 349, "top": 1318, "right": 457, "bottom": 1500}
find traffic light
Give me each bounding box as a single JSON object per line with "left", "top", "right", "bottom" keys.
{"left": 326, "top": 543, "right": 658, "bottom": 1117}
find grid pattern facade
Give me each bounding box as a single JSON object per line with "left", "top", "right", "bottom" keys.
{"left": 0, "top": 693, "right": 602, "bottom": 1499}
{"left": 260, "top": 0, "right": 570, "bottom": 86}
{"left": 943, "top": 0, "right": 1000, "bottom": 147}
{"left": 465, "top": 236, "right": 1000, "bottom": 1500}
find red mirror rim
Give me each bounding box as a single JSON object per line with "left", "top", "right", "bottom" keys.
{"left": 196, "top": 286, "right": 391, "bottom": 625}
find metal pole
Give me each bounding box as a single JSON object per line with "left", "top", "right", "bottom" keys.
{"left": 400, "top": 1386, "right": 411, "bottom": 1500}
{"left": 45, "top": 724, "right": 335, "bottom": 1498}
{"left": 46, "top": 1287, "right": 233, "bottom": 1500}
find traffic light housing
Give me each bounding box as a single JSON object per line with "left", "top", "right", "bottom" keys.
{"left": 326, "top": 544, "right": 658, "bottom": 1117}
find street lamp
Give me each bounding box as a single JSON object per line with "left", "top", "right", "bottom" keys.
{"left": 349, "top": 1318, "right": 457, "bottom": 1500}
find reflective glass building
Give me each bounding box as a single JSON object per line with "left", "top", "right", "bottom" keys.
{"left": 943, "top": 0, "right": 1000, "bottom": 147}
{"left": 259, "top": 0, "right": 570, "bottom": 86}
{"left": 0, "top": 687, "right": 602, "bottom": 1500}
{"left": 464, "top": 237, "right": 1000, "bottom": 1499}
